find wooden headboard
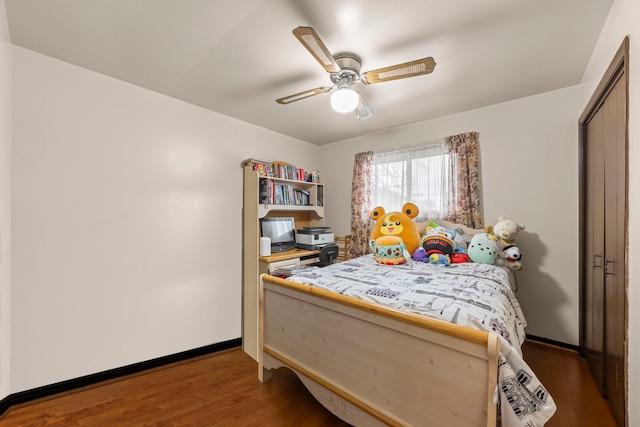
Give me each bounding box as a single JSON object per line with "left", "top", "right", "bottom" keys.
{"left": 415, "top": 218, "right": 485, "bottom": 236}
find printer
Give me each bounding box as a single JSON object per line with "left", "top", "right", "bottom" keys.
{"left": 296, "top": 227, "right": 334, "bottom": 250}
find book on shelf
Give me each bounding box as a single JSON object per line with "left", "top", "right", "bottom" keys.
{"left": 242, "top": 158, "right": 272, "bottom": 177}
{"left": 257, "top": 180, "right": 312, "bottom": 206}
{"left": 305, "top": 170, "right": 321, "bottom": 183}
{"left": 253, "top": 162, "right": 272, "bottom": 177}
{"left": 247, "top": 158, "right": 321, "bottom": 183}
{"left": 271, "top": 161, "right": 300, "bottom": 181}
{"left": 293, "top": 188, "right": 311, "bottom": 206}
{"left": 259, "top": 179, "right": 269, "bottom": 204}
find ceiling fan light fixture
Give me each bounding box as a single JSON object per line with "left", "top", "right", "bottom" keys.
{"left": 279, "top": 27, "right": 436, "bottom": 119}
{"left": 301, "top": 35, "right": 334, "bottom": 66}
{"left": 356, "top": 93, "right": 374, "bottom": 120}
{"left": 330, "top": 86, "right": 359, "bottom": 113}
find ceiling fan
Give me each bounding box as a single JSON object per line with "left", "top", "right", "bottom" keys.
{"left": 276, "top": 26, "right": 436, "bottom": 120}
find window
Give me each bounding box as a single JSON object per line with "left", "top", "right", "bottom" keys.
{"left": 349, "top": 131, "right": 481, "bottom": 258}
{"left": 372, "top": 142, "right": 453, "bottom": 221}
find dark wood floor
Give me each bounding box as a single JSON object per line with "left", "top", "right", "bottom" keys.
{"left": 0, "top": 341, "right": 617, "bottom": 426}
{"left": 521, "top": 340, "right": 617, "bottom": 427}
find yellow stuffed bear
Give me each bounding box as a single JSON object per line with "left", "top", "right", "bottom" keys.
{"left": 369, "top": 202, "right": 421, "bottom": 264}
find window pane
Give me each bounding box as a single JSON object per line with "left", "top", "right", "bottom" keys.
{"left": 410, "top": 154, "right": 451, "bottom": 218}
{"left": 373, "top": 145, "right": 452, "bottom": 220}
{"left": 373, "top": 161, "right": 406, "bottom": 210}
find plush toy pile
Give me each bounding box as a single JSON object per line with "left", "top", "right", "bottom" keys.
{"left": 368, "top": 205, "right": 525, "bottom": 271}
{"left": 468, "top": 216, "right": 525, "bottom": 270}
{"left": 412, "top": 222, "right": 470, "bottom": 266}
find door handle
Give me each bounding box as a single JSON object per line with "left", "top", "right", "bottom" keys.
{"left": 605, "top": 259, "right": 615, "bottom": 275}
{"left": 593, "top": 254, "right": 603, "bottom": 269}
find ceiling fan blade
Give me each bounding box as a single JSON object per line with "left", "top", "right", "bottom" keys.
{"left": 361, "top": 57, "right": 436, "bottom": 84}
{"left": 292, "top": 26, "right": 341, "bottom": 73}
{"left": 355, "top": 93, "right": 373, "bottom": 120}
{"left": 276, "top": 87, "right": 331, "bottom": 104}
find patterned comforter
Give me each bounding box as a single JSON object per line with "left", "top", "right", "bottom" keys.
{"left": 285, "top": 255, "right": 557, "bottom": 427}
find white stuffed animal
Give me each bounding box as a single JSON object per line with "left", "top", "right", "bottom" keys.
{"left": 486, "top": 216, "right": 525, "bottom": 248}
{"left": 497, "top": 244, "right": 524, "bottom": 270}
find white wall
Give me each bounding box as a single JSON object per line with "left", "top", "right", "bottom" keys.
{"left": 10, "top": 46, "right": 319, "bottom": 393}
{"left": 320, "top": 86, "right": 581, "bottom": 346}
{"left": 0, "top": 0, "right": 11, "bottom": 401}
{"left": 580, "top": 0, "right": 638, "bottom": 424}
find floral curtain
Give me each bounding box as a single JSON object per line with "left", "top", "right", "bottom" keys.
{"left": 443, "top": 131, "right": 483, "bottom": 228}
{"left": 348, "top": 151, "right": 373, "bottom": 258}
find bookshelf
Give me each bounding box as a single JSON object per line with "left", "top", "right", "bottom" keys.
{"left": 242, "top": 159, "right": 325, "bottom": 360}
{"left": 257, "top": 176, "right": 324, "bottom": 218}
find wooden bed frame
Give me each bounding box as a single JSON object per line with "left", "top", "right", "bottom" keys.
{"left": 258, "top": 274, "right": 500, "bottom": 427}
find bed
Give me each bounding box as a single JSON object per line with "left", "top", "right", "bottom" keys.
{"left": 257, "top": 221, "right": 556, "bottom": 427}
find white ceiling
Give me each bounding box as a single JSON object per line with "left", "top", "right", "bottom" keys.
{"left": 5, "top": 0, "right": 613, "bottom": 145}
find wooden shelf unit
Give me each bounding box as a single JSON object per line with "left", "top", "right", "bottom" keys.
{"left": 242, "top": 160, "right": 325, "bottom": 360}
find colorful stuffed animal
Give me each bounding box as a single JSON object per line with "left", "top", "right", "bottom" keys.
{"left": 420, "top": 226, "right": 455, "bottom": 257}
{"left": 414, "top": 222, "right": 470, "bottom": 264}
{"left": 467, "top": 233, "right": 500, "bottom": 264}
{"left": 369, "top": 235, "right": 411, "bottom": 265}
{"left": 450, "top": 247, "right": 470, "bottom": 264}
{"left": 450, "top": 228, "right": 468, "bottom": 251}
{"left": 486, "top": 216, "right": 525, "bottom": 248}
{"left": 483, "top": 217, "right": 526, "bottom": 270}
{"left": 369, "top": 203, "right": 421, "bottom": 259}
{"left": 413, "top": 247, "right": 429, "bottom": 262}
{"left": 429, "top": 253, "right": 451, "bottom": 265}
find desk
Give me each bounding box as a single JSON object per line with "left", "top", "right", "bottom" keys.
{"left": 259, "top": 247, "right": 320, "bottom": 263}
{"left": 259, "top": 247, "right": 321, "bottom": 274}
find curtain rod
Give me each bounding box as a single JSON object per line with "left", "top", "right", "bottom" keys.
{"left": 373, "top": 130, "right": 477, "bottom": 155}
{"left": 374, "top": 137, "right": 445, "bottom": 155}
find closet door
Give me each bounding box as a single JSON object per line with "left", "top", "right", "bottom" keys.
{"left": 602, "top": 73, "right": 626, "bottom": 424}
{"left": 583, "top": 107, "right": 605, "bottom": 391}
{"left": 580, "top": 37, "right": 627, "bottom": 427}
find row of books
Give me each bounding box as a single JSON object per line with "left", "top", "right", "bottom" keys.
{"left": 259, "top": 179, "right": 314, "bottom": 206}
{"left": 248, "top": 159, "right": 321, "bottom": 183}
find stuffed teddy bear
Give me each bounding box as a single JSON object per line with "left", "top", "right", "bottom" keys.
{"left": 486, "top": 216, "right": 525, "bottom": 248}
{"left": 369, "top": 202, "right": 421, "bottom": 264}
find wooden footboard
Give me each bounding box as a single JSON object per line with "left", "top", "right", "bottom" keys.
{"left": 259, "top": 274, "right": 500, "bottom": 427}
